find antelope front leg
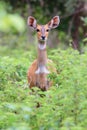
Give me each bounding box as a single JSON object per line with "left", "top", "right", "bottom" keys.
{"left": 36, "top": 73, "right": 50, "bottom": 91}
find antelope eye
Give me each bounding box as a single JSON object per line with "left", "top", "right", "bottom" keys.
{"left": 46, "top": 29, "right": 49, "bottom": 32}
{"left": 36, "top": 29, "right": 40, "bottom": 32}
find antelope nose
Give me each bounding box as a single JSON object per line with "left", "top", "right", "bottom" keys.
{"left": 41, "top": 36, "right": 45, "bottom": 40}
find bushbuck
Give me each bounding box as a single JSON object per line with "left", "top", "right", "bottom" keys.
{"left": 27, "top": 16, "right": 60, "bottom": 91}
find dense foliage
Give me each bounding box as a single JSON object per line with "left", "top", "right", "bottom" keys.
{"left": 0, "top": 45, "right": 87, "bottom": 129}
{"left": 0, "top": 0, "right": 87, "bottom": 129}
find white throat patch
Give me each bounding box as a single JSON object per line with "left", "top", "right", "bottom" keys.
{"left": 38, "top": 43, "right": 46, "bottom": 50}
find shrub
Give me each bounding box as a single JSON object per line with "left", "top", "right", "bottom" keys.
{"left": 0, "top": 47, "right": 87, "bottom": 129}
{"left": 0, "top": 1, "right": 25, "bottom": 33}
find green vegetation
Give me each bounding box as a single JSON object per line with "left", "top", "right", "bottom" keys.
{"left": 0, "top": 0, "right": 87, "bottom": 129}
{"left": 0, "top": 44, "right": 87, "bottom": 129}
{"left": 0, "top": 1, "right": 25, "bottom": 33}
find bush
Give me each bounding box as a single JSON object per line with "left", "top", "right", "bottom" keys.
{"left": 0, "top": 46, "right": 87, "bottom": 130}
{"left": 0, "top": 1, "right": 25, "bottom": 33}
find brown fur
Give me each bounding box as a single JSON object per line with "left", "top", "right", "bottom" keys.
{"left": 36, "top": 24, "right": 49, "bottom": 40}
{"left": 27, "top": 16, "right": 60, "bottom": 91}
{"left": 27, "top": 59, "right": 56, "bottom": 90}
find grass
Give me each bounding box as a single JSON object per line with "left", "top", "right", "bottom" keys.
{"left": 0, "top": 44, "right": 87, "bottom": 130}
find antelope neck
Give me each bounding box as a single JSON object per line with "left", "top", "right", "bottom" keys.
{"left": 38, "top": 41, "right": 47, "bottom": 65}
{"left": 35, "top": 41, "right": 49, "bottom": 74}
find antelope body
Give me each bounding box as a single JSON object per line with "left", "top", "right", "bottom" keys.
{"left": 27, "top": 16, "right": 60, "bottom": 91}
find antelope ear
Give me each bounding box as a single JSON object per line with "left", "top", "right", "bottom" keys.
{"left": 27, "top": 16, "right": 37, "bottom": 29}
{"left": 48, "top": 16, "right": 60, "bottom": 29}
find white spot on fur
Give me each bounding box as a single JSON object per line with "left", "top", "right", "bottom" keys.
{"left": 38, "top": 43, "right": 46, "bottom": 50}
{"left": 35, "top": 65, "right": 50, "bottom": 74}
